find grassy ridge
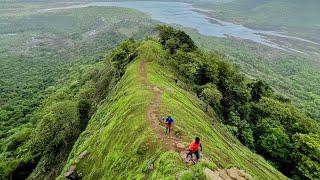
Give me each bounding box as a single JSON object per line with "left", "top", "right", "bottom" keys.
{"left": 59, "top": 58, "right": 186, "bottom": 179}
{"left": 60, "top": 40, "right": 285, "bottom": 179}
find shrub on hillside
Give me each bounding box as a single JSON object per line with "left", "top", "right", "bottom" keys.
{"left": 111, "top": 38, "right": 138, "bottom": 75}
{"left": 199, "top": 83, "right": 222, "bottom": 112}
{"left": 29, "top": 101, "right": 80, "bottom": 157}
{"left": 291, "top": 133, "right": 320, "bottom": 179}
{"left": 156, "top": 25, "right": 197, "bottom": 54}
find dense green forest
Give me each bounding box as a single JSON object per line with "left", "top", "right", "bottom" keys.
{"left": 0, "top": 6, "right": 153, "bottom": 140}
{"left": 0, "top": 5, "right": 154, "bottom": 178}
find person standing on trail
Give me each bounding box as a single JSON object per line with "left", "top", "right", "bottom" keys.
{"left": 165, "top": 115, "right": 174, "bottom": 134}
{"left": 187, "top": 137, "right": 202, "bottom": 164}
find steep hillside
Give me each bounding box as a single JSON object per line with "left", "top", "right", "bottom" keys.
{"left": 59, "top": 40, "right": 285, "bottom": 179}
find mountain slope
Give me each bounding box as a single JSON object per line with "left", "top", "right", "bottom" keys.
{"left": 59, "top": 40, "right": 286, "bottom": 179}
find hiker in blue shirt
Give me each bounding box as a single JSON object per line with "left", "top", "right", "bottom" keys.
{"left": 165, "top": 116, "right": 174, "bottom": 134}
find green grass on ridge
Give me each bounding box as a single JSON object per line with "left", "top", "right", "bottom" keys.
{"left": 59, "top": 40, "right": 286, "bottom": 179}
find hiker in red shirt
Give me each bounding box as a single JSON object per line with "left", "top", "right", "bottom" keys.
{"left": 186, "top": 137, "right": 202, "bottom": 164}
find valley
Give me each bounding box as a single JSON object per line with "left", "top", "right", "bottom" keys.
{"left": 31, "top": 1, "right": 320, "bottom": 120}
{"left": 0, "top": 1, "right": 319, "bottom": 179}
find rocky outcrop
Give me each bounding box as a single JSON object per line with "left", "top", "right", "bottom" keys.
{"left": 204, "top": 167, "right": 252, "bottom": 180}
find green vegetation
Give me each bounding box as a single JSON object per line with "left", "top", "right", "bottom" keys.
{"left": 156, "top": 26, "right": 320, "bottom": 179}
{"left": 0, "top": 4, "right": 155, "bottom": 179}
{"left": 0, "top": 5, "right": 154, "bottom": 177}
{"left": 0, "top": 5, "right": 153, "bottom": 134}
{"left": 0, "top": 53, "right": 121, "bottom": 179}
{"left": 156, "top": 25, "right": 197, "bottom": 53}
{"left": 184, "top": 30, "right": 320, "bottom": 121}
{"left": 0, "top": 37, "right": 142, "bottom": 179}
{"left": 0, "top": 25, "right": 283, "bottom": 179}
{"left": 59, "top": 37, "right": 285, "bottom": 179}
{"left": 189, "top": 0, "right": 320, "bottom": 121}
{"left": 1, "top": 2, "right": 319, "bottom": 179}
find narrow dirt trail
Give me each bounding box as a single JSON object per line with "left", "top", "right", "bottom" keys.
{"left": 139, "top": 60, "right": 184, "bottom": 152}
{"left": 138, "top": 60, "right": 252, "bottom": 180}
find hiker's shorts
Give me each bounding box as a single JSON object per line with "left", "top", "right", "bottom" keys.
{"left": 166, "top": 123, "right": 172, "bottom": 128}
{"left": 187, "top": 150, "right": 201, "bottom": 160}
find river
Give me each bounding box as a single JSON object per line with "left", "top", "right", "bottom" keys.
{"left": 42, "top": 1, "right": 319, "bottom": 53}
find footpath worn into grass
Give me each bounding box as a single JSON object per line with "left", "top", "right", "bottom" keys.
{"left": 141, "top": 59, "right": 184, "bottom": 152}
{"left": 59, "top": 40, "right": 286, "bottom": 179}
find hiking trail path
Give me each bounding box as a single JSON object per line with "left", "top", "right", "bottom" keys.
{"left": 138, "top": 60, "right": 252, "bottom": 180}
{"left": 139, "top": 60, "right": 184, "bottom": 152}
